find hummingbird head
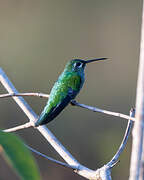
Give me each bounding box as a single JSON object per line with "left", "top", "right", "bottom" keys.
{"left": 65, "top": 58, "right": 107, "bottom": 73}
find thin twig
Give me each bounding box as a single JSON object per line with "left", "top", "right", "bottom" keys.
{"left": 3, "top": 122, "right": 34, "bottom": 132}
{"left": 0, "top": 92, "right": 135, "bottom": 122}
{"left": 0, "top": 92, "right": 49, "bottom": 98}
{"left": 107, "top": 108, "right": 135, "bottom": 168}
{"left": 71, "top": 100, "right": 135, "bottom": 121}
{"left": 95, "top": 108, "right": 135, "bottom": 180}
{"left": 26, "top": 145, "right": 79, "bottom": 170}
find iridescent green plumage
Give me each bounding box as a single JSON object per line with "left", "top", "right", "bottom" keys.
{"left": 35, "top": 58, "right": 107, "bottom": 126}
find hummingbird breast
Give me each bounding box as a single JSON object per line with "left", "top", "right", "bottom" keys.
{"left": 35, "top": 71, "right": 85, "bottom": 126}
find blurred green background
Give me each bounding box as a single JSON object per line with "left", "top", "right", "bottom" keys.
{"left": 0, "top": 0, "right": 142, "bottom": 179}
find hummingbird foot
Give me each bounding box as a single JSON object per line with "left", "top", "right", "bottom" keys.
{"left": 70, "top": 100, "right": 77, "bottom": 106}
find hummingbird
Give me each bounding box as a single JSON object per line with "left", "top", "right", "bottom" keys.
{"left": 35, "top": 58, "right": 107, "bottom": 127}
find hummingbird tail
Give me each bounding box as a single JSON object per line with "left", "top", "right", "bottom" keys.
{"left": 35, "top": 95, "right": 72, "bottom": 127}
{"left": 35, "top": 112, "right": 52, "bottom": 127}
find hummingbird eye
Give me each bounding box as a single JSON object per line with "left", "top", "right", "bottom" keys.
{"left": 74, "top": 62, "right": 82, "bottom": 68}
{"left": 76, "top": 62, "right": 81, "bottom": 67}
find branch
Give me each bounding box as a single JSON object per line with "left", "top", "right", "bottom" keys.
{"left": 0, "top": 92, "right": 135, "bottom": 121}
{"left": 2, "top": 93, "right": 135, "bottom": 133}
{"left": 91, "top": 108, "right": 135, "bottom": 180}
{"left": 0, "top": 92, "right": 49, "bottom": 98}
{"left": 107, "top": 108, "right": 135, "bottom": 168}
{"left": 26, "top": 145, "right": 79, "bottom": 170}
{"left": 3, "top": 122, "right": 34, "bottom": 132}
{"left": 0, "top": 141, "right": 78, "bottom": 171}
{"left": 129, "top": 1, "right": 144, "bottom": 179}
{"left": 71, "top": 100, "right": 135, "bottom": 121}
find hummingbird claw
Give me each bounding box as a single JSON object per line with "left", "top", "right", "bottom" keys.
{"left": 70, "top": 100, "right": 77, "bottom": 106}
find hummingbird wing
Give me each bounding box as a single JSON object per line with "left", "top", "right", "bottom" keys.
{"left": 35, "top": 74, "right": 83, "bottom": 126}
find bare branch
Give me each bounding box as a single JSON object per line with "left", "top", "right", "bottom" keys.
{"left": 129, "top": 1, "right": 144, "bottom": 179}
{"left": 107, "top": 108, "right": 135, "bottom": 168}
{"left": 0, "top": 92, "right": 49, "bottom": 98}
{"left": 3, "top": 122, "right": 34, "bottom": 132}
{"left": 26, "top": 145, "right": 79, "bottom": 170}
{"left": 71, "top": 100, "right": 135, "bottom": 121}
{"left": 0, "top": 92, "right": 135, "bottom": 122}
{"left": 92, "top": 108, "right": 135, "bottom": 180}
{"left": 2, "top": 95, "right": 135, "bottom": 133}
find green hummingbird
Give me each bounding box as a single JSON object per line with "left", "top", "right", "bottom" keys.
{"left": 35, "top": 58, "right": 107, "bottom": 126}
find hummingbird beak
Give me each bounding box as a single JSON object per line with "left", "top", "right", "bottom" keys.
{"left": 85, "top": 58, "right": 108, "bottom": 64}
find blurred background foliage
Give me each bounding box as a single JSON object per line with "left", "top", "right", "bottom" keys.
{"left": 0, "top": 0, "right": 142, "bottom": 179}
